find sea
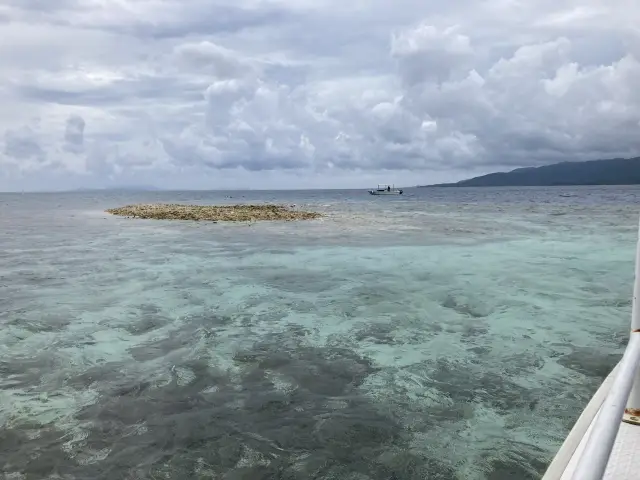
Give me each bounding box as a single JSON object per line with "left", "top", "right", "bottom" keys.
{"left": 1, "top": 185, "right": 638, "bottom": 479}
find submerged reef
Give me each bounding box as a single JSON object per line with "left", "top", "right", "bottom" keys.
{"left": 106, "top": 204, "right": 323, "bottom": 222}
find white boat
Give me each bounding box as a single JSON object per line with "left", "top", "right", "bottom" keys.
{"left": 368, "top": 184, "right": 403, "bottom": 195}
{"left": 543, "top": 219, "right": 640, "bottom": 479}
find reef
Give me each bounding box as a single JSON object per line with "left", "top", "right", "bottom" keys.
{"left": 106, "top": 204, "right": 323, "bottom": 222}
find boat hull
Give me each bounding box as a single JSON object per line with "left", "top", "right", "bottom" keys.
{"left": 369, "top": 190, "right": 403, "bottom": 195}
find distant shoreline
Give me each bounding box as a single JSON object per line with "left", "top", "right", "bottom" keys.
{"left": 419, "top": 157, "right": 640, "bottom": 188}
{"left": 419, "top": 182, "right": 640, "bottom": 188}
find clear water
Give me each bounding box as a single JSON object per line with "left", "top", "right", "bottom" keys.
{"left": 0, "top": 186, "right": 638, "bottom": 479}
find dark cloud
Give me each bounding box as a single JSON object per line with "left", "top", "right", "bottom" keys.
{"left": 391, "top": 24, "right": 474, "bottom": 85}
{"left": 63, "top": 114, "right": 85, "bottom": 153}
{"left": 4, "top": 0, "right": 80, "bottom": 10}
{"left": 15, "top": 75, "right": 207, "bottom": 107}
{"left": 120, "top": 4, "right": 295, "bottom": 39}
{"left": 3, "top": 127, "right": 45, "bottom": 161}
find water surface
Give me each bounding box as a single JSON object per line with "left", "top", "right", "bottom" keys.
{"left": 0, "top": 186, "right": 637, "bottom": 479}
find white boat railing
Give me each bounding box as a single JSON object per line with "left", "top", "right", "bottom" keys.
{"left": 569, "top": 334, "right": 640, "bottom": 479}
{"left": 547, "top": 219, "right": 640, "bottom": 479}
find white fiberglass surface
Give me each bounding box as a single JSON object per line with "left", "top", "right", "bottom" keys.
{"left": 0, "top": 186, "right": 636, "bottom": 479}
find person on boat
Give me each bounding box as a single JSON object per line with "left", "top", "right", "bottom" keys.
{"left": 387, "top": 185, "right": 391, "bottom": 192}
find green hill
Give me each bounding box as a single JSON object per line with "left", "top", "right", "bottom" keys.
{"left": 422, "top": 157, "right": 640, "bottom": 187}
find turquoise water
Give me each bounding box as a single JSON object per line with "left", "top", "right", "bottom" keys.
{"left": 0, "top": 186, "right": 638, "bottom": 479}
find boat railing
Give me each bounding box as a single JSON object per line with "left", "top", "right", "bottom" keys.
{"left": 544, "top": 219, "right": 640, "bottom": 479}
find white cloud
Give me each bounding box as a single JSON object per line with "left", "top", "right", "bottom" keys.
{"left": 0, "top": 0, "right": 639, "bottom": 190}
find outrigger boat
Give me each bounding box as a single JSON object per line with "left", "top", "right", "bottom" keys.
{"left": 368, "top": 184, "right": 403, "bottom": 195}
{"left": 543, "top": 219, "right": 640, "bottom": 479}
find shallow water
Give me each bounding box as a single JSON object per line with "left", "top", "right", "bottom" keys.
{"left": 0, "top": 186, "right": 638, "bottom": 479}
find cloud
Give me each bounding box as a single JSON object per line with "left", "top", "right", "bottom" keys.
{"left": 4, "top": 126, "right": 44, "bottom": 161}
{"left": 173, "top": 41, "right": 254, "bottom": 79}
{"left": 391, "top": 24, "right": 473, "bottom": 85}
{"left": 63, "top": 114, "right": 85, "bottom": 153}
{"left": 0, "top": 0, "right": 639, "bottom": 190}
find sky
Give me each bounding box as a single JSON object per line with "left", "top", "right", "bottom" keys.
{"left": 0, "top": 0, "right": 639, "bottom": 191}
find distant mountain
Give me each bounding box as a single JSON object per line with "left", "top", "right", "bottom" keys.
{"left": 69, "top": 185, "right": 161, "bottom": 192}
{"left": 109, "top": 185, "right": 162, "bottom": 191}
{"left": 421, "top": 157, "right": 640, "bottom": 187}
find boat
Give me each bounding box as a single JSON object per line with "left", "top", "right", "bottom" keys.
{"left": 368, "top": 184, "right": 403, "bottom": 195}
{"left": 543, "top": 218, "right": 640, "bottom": 479}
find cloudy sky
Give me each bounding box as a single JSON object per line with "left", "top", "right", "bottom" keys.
{"left": 1, "top": 0, "right": 639, "bottom": 191}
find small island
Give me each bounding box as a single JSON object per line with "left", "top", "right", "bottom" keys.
{"left": 106, "top": 204, "right": 322, "bottom": 222}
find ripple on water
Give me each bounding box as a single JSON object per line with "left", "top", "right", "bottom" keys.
{"left": 0, "top": 188, "right": 637, "bottom": 479}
